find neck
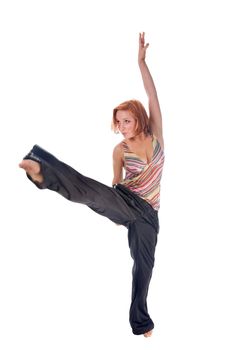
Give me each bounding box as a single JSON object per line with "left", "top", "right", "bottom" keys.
{"left": 129, "top": 132, "right": 147, "bottom": 142}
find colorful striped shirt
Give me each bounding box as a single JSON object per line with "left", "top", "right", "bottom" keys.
{"left": 119, "top": 135, "right": 165, "bottom": 211}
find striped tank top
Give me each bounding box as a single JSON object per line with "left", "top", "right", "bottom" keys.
{"left": 119, "top": 135, "right": 165, "bottom": 211}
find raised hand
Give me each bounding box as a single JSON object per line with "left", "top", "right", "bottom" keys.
{"left": 138, "top": 32, "right": 149, "bottom": 62}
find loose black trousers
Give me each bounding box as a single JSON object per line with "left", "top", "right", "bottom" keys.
{"left": 23, "top": 145, "right": 160, "bottom": 335}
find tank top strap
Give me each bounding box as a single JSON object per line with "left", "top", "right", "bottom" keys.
{"left": 152, "top": 134, "right": 157, "bottom": 148}
{"left": 121, "top": 140, "right": 130, "bottom": 152}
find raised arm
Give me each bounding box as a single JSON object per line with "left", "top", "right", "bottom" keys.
{"left": 138, "top": 32, "right": 164, "bottom": 149}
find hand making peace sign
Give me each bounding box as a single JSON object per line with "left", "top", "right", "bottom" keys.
{"left": 138, "top": 32, "right": 149, "bottom": 62}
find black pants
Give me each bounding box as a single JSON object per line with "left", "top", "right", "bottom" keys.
{"left": 23, "top": 145, "right": 160, "bottom": 335}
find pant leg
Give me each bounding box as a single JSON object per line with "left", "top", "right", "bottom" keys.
{"left": 128, "top": 214, "right": 159, "bottom": 335}
{"left": 23, "top": 145, "right": 141, "bottom": 226}
{"left": 23, "top": 144, "right": 160, "bottom": 335}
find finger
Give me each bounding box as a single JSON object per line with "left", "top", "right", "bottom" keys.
{"left": 141, "top": 34, "right": 145, "bottom": 45}
{"left": 139, "top": 32, "right": 143, "bottom": 47}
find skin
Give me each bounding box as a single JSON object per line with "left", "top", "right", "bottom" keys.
{"left": 19, "top": 32, "right": 163, "bottom": 338}
{"left": 19, "top": 159, "right": 43, "bottom": 183}
{"left": 112, "top": 32, "right": 164, "bottom": 195}
{"left": 112, "top": 110, "right": 156, "bottom": 186}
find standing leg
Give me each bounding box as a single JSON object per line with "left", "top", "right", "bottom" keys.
{"left": 127, "top": 217, "right": 159, "bottom": 335}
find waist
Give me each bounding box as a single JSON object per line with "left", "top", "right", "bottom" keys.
{"left": 119, "top": 181, "right": 161, "bottom": 210}
{"left": 113, "top": 183, "right": 158, "bottom": 215}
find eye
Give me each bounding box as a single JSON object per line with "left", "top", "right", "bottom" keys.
{"left": 125, "top": 120, "right": 130, "bottom": 123}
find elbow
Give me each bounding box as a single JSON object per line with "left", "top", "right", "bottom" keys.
{"left": 112, "top": 176, "right": 122, "bottom": 187}
{"left": 112, "top": 179, "right": 118, "bottom": 187}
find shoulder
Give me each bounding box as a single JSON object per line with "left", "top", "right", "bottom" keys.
{"left": 113, "top": 140, "right": 125, "bottom": 154}
{"left": 113, "top": 141, "right": 125, "bottom": 161}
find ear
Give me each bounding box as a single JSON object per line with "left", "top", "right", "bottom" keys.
{"left": 134, "top": 118, "right": 139, "bottom": 131}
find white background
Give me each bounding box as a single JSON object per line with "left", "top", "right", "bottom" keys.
{"left": 1, "top": 0, "right": 232, "bottom": 349}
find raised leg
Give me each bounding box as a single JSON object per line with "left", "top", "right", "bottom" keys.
{"left": 19, "top": 145, "right": 140, "bottom": 226}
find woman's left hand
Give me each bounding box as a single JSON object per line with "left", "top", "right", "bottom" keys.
{"left": 138, "top": 32, "right": 149, "bottom": 63}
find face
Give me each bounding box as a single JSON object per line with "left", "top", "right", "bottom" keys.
{"left": 115, "top": 110, "right": 137, "bottom": 139}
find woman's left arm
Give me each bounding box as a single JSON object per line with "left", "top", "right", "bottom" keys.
{"left": 138, "top": 32, "right": 164, "bottom": 148}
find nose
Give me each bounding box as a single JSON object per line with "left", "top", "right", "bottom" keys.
{"left": 118, "top": 123, "right": 124, "bottom": 132}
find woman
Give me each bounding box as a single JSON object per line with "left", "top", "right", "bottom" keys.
{"left": 19, "top": 32, "right": 165, "bottom": 337}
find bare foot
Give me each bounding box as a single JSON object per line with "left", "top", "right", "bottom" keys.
{"left": 19, "top": 159, "right": 44, "bottom": 183}
{"left": 144, "top": 330, "right": 153, "bottom": 338}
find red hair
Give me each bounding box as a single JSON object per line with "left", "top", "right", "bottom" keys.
{"left": 111, "top": 99, "right": 151, "bottom": 136}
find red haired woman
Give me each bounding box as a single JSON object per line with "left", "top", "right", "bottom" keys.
{"left": 19, "top": 32, "right": 165, "bottom": 337}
